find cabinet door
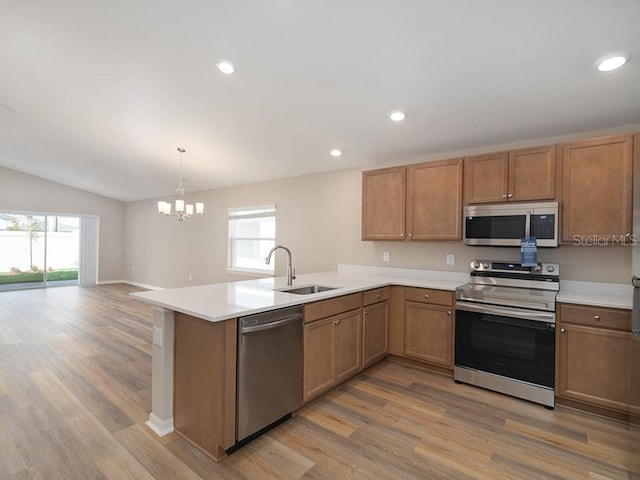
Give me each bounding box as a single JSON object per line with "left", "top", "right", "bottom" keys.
{"left": 334, "top": 309, "right": 362, "bottom": 383}
{"left": 562, "top": 135, "right": 632, "bottom": 242}
{"left": 362, "top": 301, "right": 389, "bottom": 368}
{"left": 558, "top": 323, "right": 631, "bottom": 413}
{"left": 362, "top": 167, "right": 406, "bottom": 240}
{"left": 407, "top": 159, "right": 463, "bottom": 240}
{"left": 463, "top": 153, "right": 509, "bottom": 204}
{"left": 303, "top": 316, "right": 335, "bottom": 402}
{"left": 508, "top": 145, "right": 559, "bottom": 201}
{"left": 403, "top": 302, "right": 453, "bottom": 367}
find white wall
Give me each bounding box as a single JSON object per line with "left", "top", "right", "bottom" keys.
{"left": 0, "top": 166, "right": 125, "bottom": 282}
{"left": 124, "top": 165, "right": 632, "bottom": 289}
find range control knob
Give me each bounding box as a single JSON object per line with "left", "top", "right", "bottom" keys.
{"left": 472, "top": 261, "right": 480, "bottom": 269}
{"left": 546, "top": 265, "right": 555, "bottom": 273}
{"left": 532, "top": 264, "right": 542, "bottom": 272}
{"left": 482, "top": 262, "right": 490, "bottom": 269}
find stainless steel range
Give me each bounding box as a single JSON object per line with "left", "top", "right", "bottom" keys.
{"left": 454, "top": 260, "right": 559, "bottom": 408}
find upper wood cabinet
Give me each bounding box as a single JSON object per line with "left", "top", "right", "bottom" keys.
{"left": 362, "top": 159, "right": 462, "bottom": 241}
{"left": 464, "top": 145, "right": 559, "bottom": 204}
{"left": 362, "top": 167, "right": 406, "bottom": 240}
{"left": 407, "top": 158, "right": 463, "bottom": 240}
{"left": 562, "top": 135, "right": 633, "bottom": 242}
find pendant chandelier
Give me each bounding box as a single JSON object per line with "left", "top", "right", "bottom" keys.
{"left": 157, "top": 147, "right": 204, "bottom": 221}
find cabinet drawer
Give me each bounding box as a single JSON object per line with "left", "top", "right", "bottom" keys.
{"left": 404, "top": 287, "right": 453, "bottom": 307}
{"left": 559, "top": 304, "right": 631, "bottom": 331}
{"left": 304, "top": 293, "right": 362, "bottom": 323}
{"left": 363, "top": 287, "right": 390, "bottom": 306}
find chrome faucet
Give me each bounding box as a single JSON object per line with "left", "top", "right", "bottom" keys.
{"left": 265, "top": 245, "right": 296, "bottom": 286}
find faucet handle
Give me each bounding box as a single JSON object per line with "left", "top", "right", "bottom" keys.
{"left": 292, "top": 268, "right": 296, "bottom": 280}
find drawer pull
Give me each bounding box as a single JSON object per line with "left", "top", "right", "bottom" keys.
{"left": 594, "top": 315, "right": 600, "bottom": 321}
{"left": 424, "top": 294, "right": 429, "bottom": 299}
{"left": 376, "top": 294, "right": 380, "bottom": 298}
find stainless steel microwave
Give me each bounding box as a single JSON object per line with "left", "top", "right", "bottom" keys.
{"left": 463, "top": 202, "right": 559, "bottom": 247}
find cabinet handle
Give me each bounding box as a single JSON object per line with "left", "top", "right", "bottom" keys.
{"left": 409, "top": 233, "right": 413, "bottom": 238}
{"left": 376, "top": 294, "right": 380, "bottom": 298}
{"left": 424, "top": 294, "right": 429, "bottom": 299}
{"left": 594, "top": 315, "right": 600, "bottom": 321}
{"left": 502, "top": 194, "right": 508, "bottom": 199}
{"left": 561, "top": 328, "right": 566, "bottom": 333}
{"left": 507, "top": 193, "right": 513, "bottom": 198}
{"left": 447, "top": 310, "right": 451, "bottom": 315}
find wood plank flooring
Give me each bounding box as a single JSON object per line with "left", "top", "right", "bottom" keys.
{"left": 0, "top": 284, "right": 638, "bottom": 479}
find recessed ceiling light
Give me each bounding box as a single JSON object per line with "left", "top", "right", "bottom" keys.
{"left": 217, "top": 60, "right": 235, "bottom": 75}
{"left": 330, "top": 149, "right": 342, "bottom": 157}
{"left": 596, "top": 55, "right": 628, "bottom": 72}
{"left": 389, "top": 111, "right": 406, "bottom": 122}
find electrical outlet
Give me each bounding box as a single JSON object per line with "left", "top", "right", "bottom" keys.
{"left": 152, "top": 327, "right": 163, "bottom": 347}
{"left": 383, "top": 252, "right": 390, "bottom": 262}
{"left": 188, "top": 274, "right": 193, "bottom": 281}
{"left": 446, "top": 254, "right": 455, "bottom": 265}
{"left": 131, "top": 265, "right": 136, "bottom": 271}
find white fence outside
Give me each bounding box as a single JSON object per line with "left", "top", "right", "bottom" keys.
{"left": 0, "top": 231, "right": 79, "bottom": 272}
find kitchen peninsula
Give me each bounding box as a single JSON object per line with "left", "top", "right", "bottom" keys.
{"left": 131, "top": 264, "right": 633, "bottom": 461}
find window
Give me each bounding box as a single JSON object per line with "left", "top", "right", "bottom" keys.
{"left": 227, "top": 205, "right": 276, "bottom": 275}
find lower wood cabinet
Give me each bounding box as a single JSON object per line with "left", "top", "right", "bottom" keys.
{"left": 173, "top": 313, "right": 237, "bottom": 461}
{"left": 335, "top": 309, "right": 362, "bottom": 383}
{"left": 303, "top": 315, "right": 335, "bottom": 400}
{"left": 303, "top": 303, "right": 362, "bottom": 402}
{"left": 362, "top": 287, "right": 390, "bottom": 368}
{"left": 403, "top": 287, "right": 454, "bottom": 369}
{"left": 557, "top": 303, "right": 634, "bottom": 415}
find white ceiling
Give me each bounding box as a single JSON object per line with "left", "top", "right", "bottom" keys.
{"left": 1, "top": 0, "right": 639, "bottom": 202}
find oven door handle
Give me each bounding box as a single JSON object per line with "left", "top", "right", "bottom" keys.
{"left": 455, "top": 301, "right": 555, "bottom": 324}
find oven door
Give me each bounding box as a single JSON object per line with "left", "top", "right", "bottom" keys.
{"left": 455, "top": 301, "right": 556, "bottom": 388}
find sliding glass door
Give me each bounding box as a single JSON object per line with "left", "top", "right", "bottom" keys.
{"left": 0, "top": 212, "right": 84, "bottom": 291}
{"left": 45, "top": 216, "right": 80, "bottom": 288}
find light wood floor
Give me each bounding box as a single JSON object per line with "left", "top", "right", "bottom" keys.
{"left": 0, "top": 284, "right": 637, "bottom": 479}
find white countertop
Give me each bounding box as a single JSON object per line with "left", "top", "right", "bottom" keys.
{"left": 130, "top": 266, "right": 465, "bottom": 322}
{"left": 131, "top": 264, "right": 633, "bottom": 322}
{"left": 557, "top": 280, "right": 633, "bottom": 310}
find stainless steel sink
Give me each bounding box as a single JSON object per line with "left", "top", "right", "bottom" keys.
{"left": 277, "top": 285, "right": 338, "bottom": 295}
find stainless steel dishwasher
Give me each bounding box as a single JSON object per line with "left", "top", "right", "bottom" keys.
{"left": 234, "top": 305, "right": 303, "bottom": 449}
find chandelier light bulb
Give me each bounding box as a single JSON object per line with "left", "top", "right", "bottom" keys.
{"left": 157, "top": 147, "right": 205, "bottom": 221}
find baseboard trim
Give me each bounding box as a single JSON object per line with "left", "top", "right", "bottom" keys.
{"left": 97, "top": 279, "right": 164, "bottom": 291}
{"left": 146, "top": 413, "right": 174, "bottom": 437}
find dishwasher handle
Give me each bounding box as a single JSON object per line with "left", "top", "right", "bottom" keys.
{"left": 240, "top": 313, "right": 303, "bottom": 334}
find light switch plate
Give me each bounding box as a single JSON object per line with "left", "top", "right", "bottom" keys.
{"left": 446, "top": 254, "right": 455, "bottom": 265}
{"left": 383, "top": 252, "right": 390, "bottom": 262}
